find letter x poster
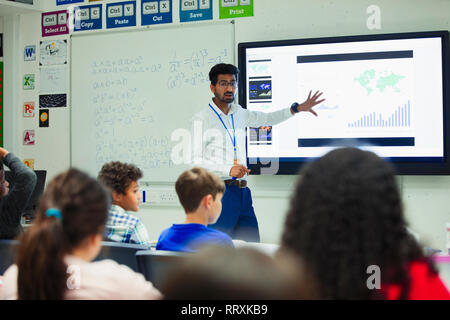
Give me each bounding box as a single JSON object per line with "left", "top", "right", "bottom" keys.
{"left": 0, "top": 62, "right": 3, "bottom": 147}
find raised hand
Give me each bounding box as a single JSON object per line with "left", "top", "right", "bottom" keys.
{"left": 0, "top": 147, "right": 9, "bottom": 159}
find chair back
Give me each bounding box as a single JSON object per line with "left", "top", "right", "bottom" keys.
{"left": 136, "top": 250, "right": 190, "bottom": 289}
{"left": 94, "top": 241, "right": 149, "bottom": 272}
{"left": 0, "top": 240, "right": 19, "bottom": 275}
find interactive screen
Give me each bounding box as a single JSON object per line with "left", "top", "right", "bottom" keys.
{"left": 238, "top": 31, "right": 450, "bottom": 175}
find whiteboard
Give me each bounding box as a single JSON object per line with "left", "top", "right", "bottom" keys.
{"left": 71, "top": 22, "right": 234, "bottom": 182}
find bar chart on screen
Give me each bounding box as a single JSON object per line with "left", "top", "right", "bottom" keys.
{"left": 348, "top": 100, "right": 411, "bottom": 128}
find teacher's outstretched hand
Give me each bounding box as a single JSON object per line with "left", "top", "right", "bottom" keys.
{"left": 294, "top": 90, "right": 325, "bottom": 117}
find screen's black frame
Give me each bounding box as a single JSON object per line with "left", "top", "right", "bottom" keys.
{"left": 238, "top": 30, "right": 450, "bottom": 175}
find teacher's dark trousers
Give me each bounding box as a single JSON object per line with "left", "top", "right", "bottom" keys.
{"left": 208, "top": 183, "right": 260, "bottom": 242}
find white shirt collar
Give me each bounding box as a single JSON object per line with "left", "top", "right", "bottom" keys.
{"left": 210, "top": 98, "right": 237, "bottom": 116}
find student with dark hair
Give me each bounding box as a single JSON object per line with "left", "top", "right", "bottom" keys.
{"left": 0, "top": 147, "right": 36, "bottom": 239}
{"left": 281, "top": 147, "right": 450, "bottom": 300}
{"left": 1, "top": 168, "right": 161, "bottom": 300}
{"left": 98, "top": 161, "right": 151, "bottom": 247}
{"left": 192, "top": 63, "right": 325, "bottom": 242}
{"left": 161, "top": 246, "right": 318, "bottom": 300}
{"left": 156, "top": 167, "right": 233, "bottom": 252}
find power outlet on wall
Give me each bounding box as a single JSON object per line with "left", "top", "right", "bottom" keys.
{"left": 141, "top": 188, "right": 178, "bottom": 206}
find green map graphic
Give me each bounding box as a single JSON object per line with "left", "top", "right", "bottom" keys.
{"left": 354, "top": 69, "right": 405, "bottom": 95}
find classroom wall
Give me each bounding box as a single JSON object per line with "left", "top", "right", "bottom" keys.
{"left": 1, "top": 0, "right": 450, "bottom": 251}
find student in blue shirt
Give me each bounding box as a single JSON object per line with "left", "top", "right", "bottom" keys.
{"left": 156, "top": 167, "right": 234, "bottom": 253}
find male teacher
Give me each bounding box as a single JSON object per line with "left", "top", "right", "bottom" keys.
{"left": 192, "top": 63, "right": 324, "bottom": 242}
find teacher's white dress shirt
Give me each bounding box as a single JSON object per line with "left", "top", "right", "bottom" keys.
{"left": 191, "top": 99, "right": 293, "bottom": 180}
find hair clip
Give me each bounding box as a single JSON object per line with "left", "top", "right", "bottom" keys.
{"left": 46, "top": 208, "right": 62, "bottom": 220}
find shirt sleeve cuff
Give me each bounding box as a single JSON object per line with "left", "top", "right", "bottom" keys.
{"left": 287, "top": 107, "right": 295, "bottom": 117}
{"left": 224, "top": 165, "right": 234, "bottom": 178}
{"left": 3, "top": 152, "right": 15, "bottom": 166}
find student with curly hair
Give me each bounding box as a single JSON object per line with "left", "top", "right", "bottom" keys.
{"left": 1, "top": 168, "right": 161, "bottom": 299}
{"left": 281, "top": 147, "right": 450, "bottom": 300}
{"left": 98, "top": 161, "right": 151, "bottom": 248}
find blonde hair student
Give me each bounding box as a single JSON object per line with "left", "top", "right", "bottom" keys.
{"left": 1, "top": 168, "right": 161, "bottom": 300}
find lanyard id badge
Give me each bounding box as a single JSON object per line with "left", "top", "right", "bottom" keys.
{"left": 233, "top": 151, "right": 239, "bottom": 165}
{"left": 209, "top": 103, "right": 236, "bottom": 154}
{"left": 209, "top": 104, "right": 239, "bottom": 179}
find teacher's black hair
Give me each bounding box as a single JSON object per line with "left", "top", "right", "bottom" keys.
{"left": 209, "top": 63, "right": 239, "bottom": 86}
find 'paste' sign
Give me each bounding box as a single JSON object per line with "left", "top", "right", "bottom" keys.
{"left": 42, "top": 10, "right": 69, "bottom": 37}
{"left": 106, "top": 1, "right": 137, "bottom": 29}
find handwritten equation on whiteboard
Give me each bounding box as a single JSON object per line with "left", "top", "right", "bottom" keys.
{"left": 88, "top": 47, "right": 228, "bottom": 172}
{"left": 90, "top": 48, "right": 228, "bottom": 90}
{"left": 167, "top": 48, "right": 228, "bottom": 89}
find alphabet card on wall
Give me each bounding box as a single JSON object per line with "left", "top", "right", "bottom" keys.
{"left": 106, "top": 1, "right": 137, "bottom": 29}
{"left": 219, "top": 0, "right": 253, "bottom": 19}
{"left": 73, "top": 4, "right": 103, "bottom": 32}
{"left": 141, "top": 0, "right": 172, "bottom": 26}
{"left": 23, "top": 130, "right": 35, "bottom": 145}
{"left": 23, "top": 102, "right": 36, "bottom": 118}
{"left": 24, "top": 45, "right": 36, "bottom": 61}
{"left": 23, "top": 74, "right": 35, "bottom": 90}
{"left": 180, "top": 0, "right": 212, "bottom": 22}
{"left": 42, "top": 10, "right": 69, "bottom": 37}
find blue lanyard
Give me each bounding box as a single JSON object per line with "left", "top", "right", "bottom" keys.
{"left": 208, "top": 104, "right": 236, "bottom": 153}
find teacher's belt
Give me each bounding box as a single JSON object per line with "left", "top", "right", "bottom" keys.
{"left": 224, "top": 179, "right": 247, "bottom": 188}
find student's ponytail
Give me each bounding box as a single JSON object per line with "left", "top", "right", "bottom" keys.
{"left": 17, "top": 214, "right": 67, "bottom": 299}
{"left": 15, "top": 168, "right": 109, "bottom": 300}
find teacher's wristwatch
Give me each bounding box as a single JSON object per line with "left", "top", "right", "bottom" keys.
{"left": 290, "top": 102, "right": 300, "bottom": 114}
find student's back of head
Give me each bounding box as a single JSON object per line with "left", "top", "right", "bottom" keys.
{"left": 161, "top": 246, "right": 318, "bottom": 300}
{"left": 16, "top": 168, "right": 109, "bottom": 300}
{"left": 175, "top": 167, "right": 225, "bottom": 213}
{"left": 281, "top": 147, "right": 433, "bottom": 299}
{"left": 156, "top": 168, "right": 230, "bottom": 252}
